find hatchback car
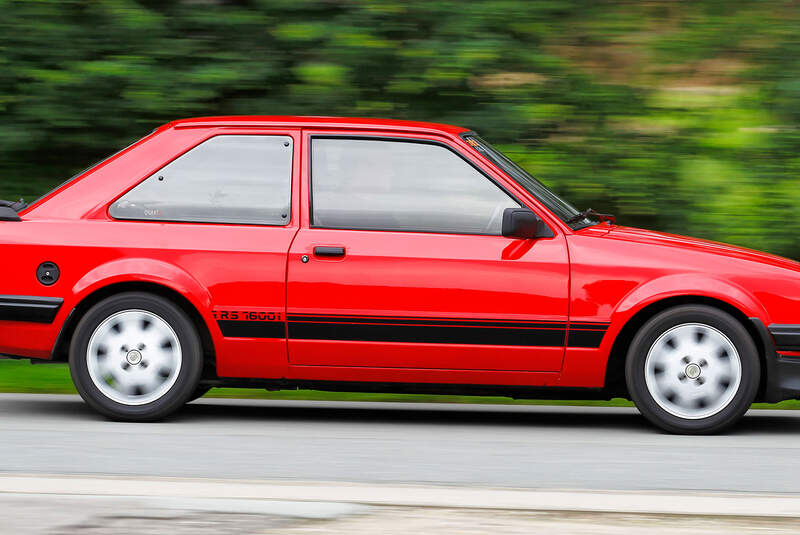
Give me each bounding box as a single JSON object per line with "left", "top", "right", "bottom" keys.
{"left": 1, "top": 116, "right": 799, "bottom": 434}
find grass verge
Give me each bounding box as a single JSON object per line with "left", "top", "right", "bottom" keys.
{"left": 1, "top": 359, "right": 797, "bottom": 409}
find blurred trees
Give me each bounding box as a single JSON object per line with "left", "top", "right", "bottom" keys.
{"left": 1, "top": 0, "right": 800, "bottom": 257}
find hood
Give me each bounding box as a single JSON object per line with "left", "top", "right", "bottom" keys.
{"left": 604, "top": 225, "right": 800, "bottom": 273}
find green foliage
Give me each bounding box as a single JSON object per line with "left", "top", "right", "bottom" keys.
{"left": 1, "top": 0, "right": 800, "bottom": 257}
{"left": 2, "top": 359, "right": 800, "bottom": 409}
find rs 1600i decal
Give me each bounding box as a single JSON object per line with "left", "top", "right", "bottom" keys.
{"left": 213, "top": 309, "right": 284, "bottom": 339}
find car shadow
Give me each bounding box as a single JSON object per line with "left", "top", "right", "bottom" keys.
{"left": 174, "top": 399, "right": 800, "bottom": 435}
{"left": 174, "top": 399, "right": 647, "bottom": 430}
{"left": 732, "top": 412, "right": 800, "bottom": 435}
{"left": 15, "top": 394, "right": 800, "bottom": 434}
{"left": 0, "top": 395, "right": 94, "bottom": 418}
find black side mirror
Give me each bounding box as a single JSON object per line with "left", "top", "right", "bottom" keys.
{"left": 0, "top": 206, "right": 21, "bottom": 222}
{"left": 502, "top": 208, "right": 553, "bottom": 239}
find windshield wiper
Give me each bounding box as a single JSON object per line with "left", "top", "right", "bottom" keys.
{"left": 0, "top": 198, "right": 27, "bottom": 212}
{"left": 565, "top": 208, "right": 615, "bottom": 225}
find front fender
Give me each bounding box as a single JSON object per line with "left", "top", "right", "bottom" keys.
{"left": 609, "top": 273, "right": 770, "bottom": 335}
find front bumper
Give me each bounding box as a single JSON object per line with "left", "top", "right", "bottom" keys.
{"left": 750, "top": 318, "right": 800, "bottom": 403}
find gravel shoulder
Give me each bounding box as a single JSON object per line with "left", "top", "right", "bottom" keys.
{"left": 3, "top": 475, "right": 800, "bottom": 535}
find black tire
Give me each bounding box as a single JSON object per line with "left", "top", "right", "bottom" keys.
{"left": 188, "top": 385, "right": 212, "bottom": 402}
{"left": 69, "top": 292, "right": 203, "bottom": 421}
{"left": 625, "top": 305, "right": 759, "bottom": 434}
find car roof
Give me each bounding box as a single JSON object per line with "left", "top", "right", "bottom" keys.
{"left": 167, "top": 116, "right": 470, "bottom": 136}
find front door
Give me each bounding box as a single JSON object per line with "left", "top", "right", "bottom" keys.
{"left": 286, "top": 134, "right": 570, "bottom": 372}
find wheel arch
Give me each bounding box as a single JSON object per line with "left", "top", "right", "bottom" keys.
{"left": 51, "top": 281, "right": 216, "bottom": 376}
{"left": 603, "top": 295, "right": 768, "bottom": 400}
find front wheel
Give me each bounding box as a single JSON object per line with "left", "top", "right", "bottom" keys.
{"left": 625, "top": 305, "right": 760, "bottom": 434}
{"left": 69, "top": 292, "right": 203, "bottom": 421}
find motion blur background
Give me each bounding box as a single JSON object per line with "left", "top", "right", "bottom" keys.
{"left": 2, "top": 0, "right": 800, "bottom": 259}
{"left": 3, "top": 4, "right": 800, "bottom": 532}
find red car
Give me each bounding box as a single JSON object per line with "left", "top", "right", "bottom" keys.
{"left": 1, "top": 116, "right": 798, "bottom": 433}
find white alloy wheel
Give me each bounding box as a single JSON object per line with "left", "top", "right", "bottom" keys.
{"left": 86, "top": 309, "right": 183, "bottom": 405}
{"left": 644, "top": 322, "right": 742, "bottom": 420}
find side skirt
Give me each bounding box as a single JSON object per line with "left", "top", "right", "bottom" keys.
{"left": 205, "top": 378, "right": 614, "bottom": 400}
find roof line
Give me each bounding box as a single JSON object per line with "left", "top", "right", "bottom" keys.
{"left": 167, "top": 116, "right": 469, "bottom": 136}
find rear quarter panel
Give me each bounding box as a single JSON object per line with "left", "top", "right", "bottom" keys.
{"left": 1, "top": 126, "right": 302, "bottom": 380}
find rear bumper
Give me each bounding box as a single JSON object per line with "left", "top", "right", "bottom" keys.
{"left": 0, "top": 295, "right": 64, "bottom": 359}
{"left": 750, "top": 318, "right": 800, "bottom": 403}
{"left": 0, "top": 295, "right": 63, "bottom": 324}
{"left": 768, "top": 324, "right": 800, "bottom": 352}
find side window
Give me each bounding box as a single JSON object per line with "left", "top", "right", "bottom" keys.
{"left": 110, "top": 135, "right": 292, "bottom": 225}
{"left": 311, "top": 138, "right": 520, "bottom": 235}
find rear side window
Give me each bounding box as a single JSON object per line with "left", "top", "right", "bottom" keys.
{"left": 311, "top": 138, "right": 520, "bottom": 235}
{"left": 110, "top": 135, "right": 292, "bottom": 225}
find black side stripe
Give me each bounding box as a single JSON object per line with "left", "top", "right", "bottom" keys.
{"left": 218, "top": 314, "right": 610, "bottom": 348}
{"left": 570, "top": 322, "right": 611, "bottom": 330}
{"left": 0, "top": 295, "right": 63, "bottom": 324}
{"left": 289, "top": 321, "right": 567, "bottom": 347}
{"left": 288, "top": 314, "right": 567, "bottom": 330}
{"left": 217, "top": 320, "right": 285, "bottom": 339}
{"left": 566, "top": 329, "right": 607, "bottom": 348}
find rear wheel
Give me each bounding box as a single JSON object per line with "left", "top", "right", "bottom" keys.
{"left": 188, "top": 385, "right": 212, "bottom": 402}
{"left": 625, "top": 305, "right": 759, "bottom": 434}
{"left": 69, "top": 292, "right": 203, "bottom": 421}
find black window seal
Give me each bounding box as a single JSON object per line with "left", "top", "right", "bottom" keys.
{"left": 458, "top": 131, "right": 583, "bottom": 230}
{"left": 307, "top": 134, "right": 548, "bottom": 237}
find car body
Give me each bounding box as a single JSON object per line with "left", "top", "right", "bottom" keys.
{"left": 1, "top": 115, "right": 799, "bottom": 433}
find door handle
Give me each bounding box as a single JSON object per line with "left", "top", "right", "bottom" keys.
{"left": 313, "top": 246, "right": 346, "bottom": 257}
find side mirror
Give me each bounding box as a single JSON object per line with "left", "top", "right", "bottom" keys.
{"left": 0, "top": 206, "right": 21, "bottom": 222}
{"left": 502, "top": 208, "right": 553, "bottom": 239}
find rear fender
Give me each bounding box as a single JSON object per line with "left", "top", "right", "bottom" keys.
{"left": 70, "top": 258, "right": 212, "bottom": 316}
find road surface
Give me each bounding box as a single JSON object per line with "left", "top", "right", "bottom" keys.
{"left": 0, "top": 393, "right": 798, "bottom": 493}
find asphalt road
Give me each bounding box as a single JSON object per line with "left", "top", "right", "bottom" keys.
{"left": 1, "top": 394, "right": 799, "bottom": 493}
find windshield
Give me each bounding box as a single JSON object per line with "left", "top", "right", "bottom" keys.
{"left": 463, "top": 134, "right": 594, "bottom": 229}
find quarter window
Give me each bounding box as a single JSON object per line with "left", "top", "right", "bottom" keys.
{"left": 311, "top": 138, "right": 520, "bottom": 234}
{"left": 111, "top": 135, "right": 292, "bottom": 225}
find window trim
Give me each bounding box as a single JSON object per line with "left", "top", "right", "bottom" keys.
{"left": 109, "top": 133, "right": 295, "bottom": 227}
{"left": 308, "top": 134, "right": 538, "bottom": 237}
{"left": 459, "top": 131, "right": 584, "bottom": 229}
